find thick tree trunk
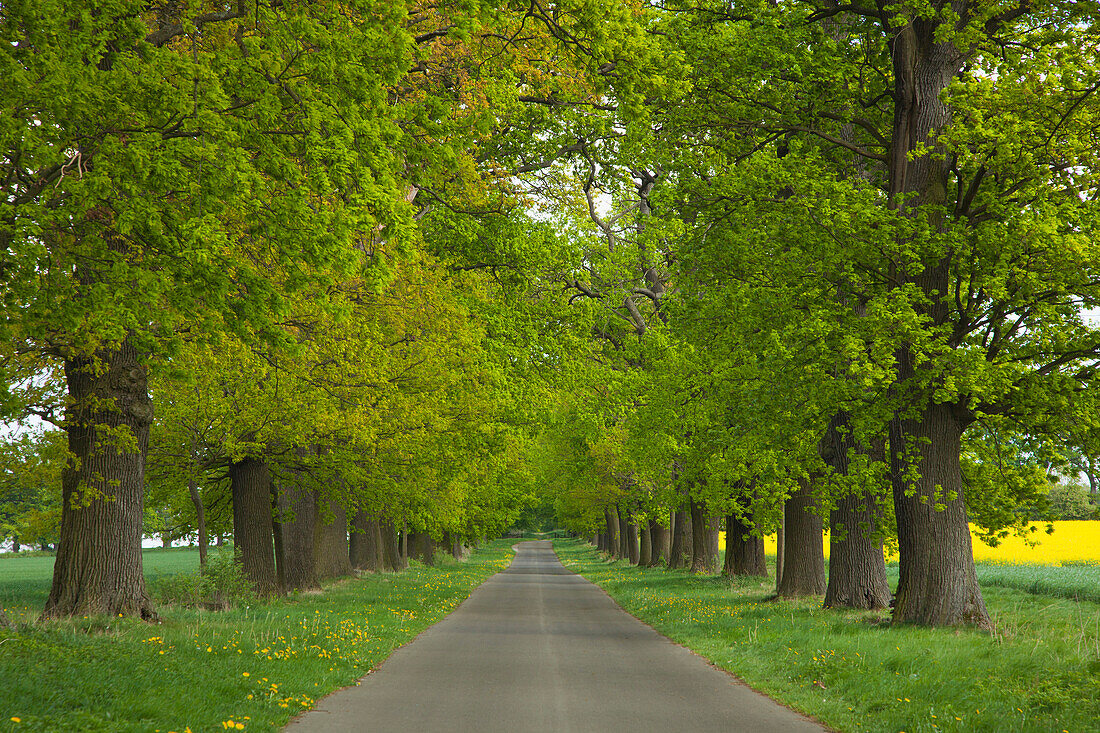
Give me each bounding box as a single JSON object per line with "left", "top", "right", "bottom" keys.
{"left": 883, "top": 2, "right": 989, "bottom": 629}
{"left": 313, "top": 494, "right": 351, "bottom": 581}
{"left": 604, "top": 507, "right": 620, "bottom": 559}
{"left": 821, "top": 413, "right": 891, "bottom": 610}
{"left": 44, "top": 336, "right": 155, "bottom": 619}
{"left": 668, "top": 509, "right": 689, "bottom": 569}
{"left": 616, "top": 505, "right": 630, "bottom": 560}
{"left": 647, "top": 519, "right": 668, "bottom": 567}
{"left": 689, "top": 500, "right": 718, "bottom": 574}
{"left": 11, "top": 539, "right": 19, "bottom": 554}
{"left": 230, "top": 456, "right": 280, "bottom": 596}
{"left": 777, "top": 478, "right": 826, "bottom": 597}
{"left": 890, "top": 403, "right": 989, "bottom": 626}
{"left": 825, "top": 492, "right": 891, "bottom": 609}
{"left": 443, "top": 531, "right": 465, "bottom": 559}
{"left": 275, "top": 474, "right": 318, "bottom": 592}
{"left": 407, "top": 531, "right": 434, "bottom": 566}
{"left": 349, "top": 512, "right": 384, "bottom": 572}
{"left": 639, "top": 524, "right": 652, "bottom": 566}
{"left": 626, "top": 520, "right": 640, "bottom": 565}
{"left": 723, "top": 513, "right": 767, "bottom": 577}
{"left": 380, "top": 520, "right": 406, "bottom": 572}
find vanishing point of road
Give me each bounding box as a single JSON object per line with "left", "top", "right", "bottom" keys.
{"left": 286, "top": 540, "right": 825, "bottom": 732}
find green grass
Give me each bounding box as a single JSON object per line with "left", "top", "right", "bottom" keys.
{"left": 554, "top": 539, "right": 1100, "bottom": 733}
{"left": 0, "top": 542, "right": 515, "bottom": 732}
{"left": 974, "top": 562, "right": 1100, "bottom": 604}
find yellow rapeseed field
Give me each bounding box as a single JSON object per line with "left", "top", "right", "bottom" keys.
{"left": 726, "top": 520, "right": 1100, "bottom": 566}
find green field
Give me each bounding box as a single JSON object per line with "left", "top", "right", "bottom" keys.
{"left": 0, "top": 547, "right": 203, "bottom": 621}
{"left": 0, "top": 543, "right": 515, "bottom": 732}
{"left": 554, "top": 539, "right": 1100, "bottom": 733}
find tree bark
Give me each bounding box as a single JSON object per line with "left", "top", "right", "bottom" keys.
{"left": 443, "top": 531, "right": 465, "bottom": 559}
{"left": 890, "top": 403, "right": 989, "bottom": 626}
{"left": 775, "top": 511, "right": 785, "bottom": 591}
{"left": 668, "top": 508, "right": 689, "bottom": 569}
{"left": 821, "top": 414, "right": 891, "bottom": 609}
{"left": 274, "top": 472, "right": 318, "bottom": 592}
{"left": 313, "top": 493, "right": 351, "bottom": 581}
{"left": 349, "top": 512, "right": 384, "bottom": 572}
{"left": 723, "top": 513, "right": 767, "bottom": 577}
{"left": 626, "top": 519, "right": 640, "bottom": 565}
{"left": 883, "top": 2, "right": 990, "bottom": 629}
{"left": 380, "top": 520, "right": 406, "bottom": 572}
{"left": 44, "top": 335, "right": 155, "bottom": 619}
{"left": 407, "top": 531, "right": 434, "bottom": 566}
{"left": 187, "top": 475, "right": 208, "bottom": 567}
{"left": 639, "top": 524, "right": 652, "bottom": 566}
{"left": 689, "top": 500, "right": 718, "bottom": 574}
{"left": 777, "top": 478, "right": 826, "bottom": 597}
{"left": 647, "top": 518, "right": 668, "bottom": 567}
{"left": 604, "top": 507, "right": 620, "bottom": 559}
{"left": 230, "top": 456, "right": 280, "bottom": 596}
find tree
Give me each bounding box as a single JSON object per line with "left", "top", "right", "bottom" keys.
{"left": 2, "top": 0, "right": 428, "bottom": 618}
{"left": 649, "top": 0, "right": 1100, "bottom": 627}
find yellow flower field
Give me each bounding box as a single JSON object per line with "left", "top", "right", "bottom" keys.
{"left": 725, "top": 520, "right": 1100, "bottom": 566}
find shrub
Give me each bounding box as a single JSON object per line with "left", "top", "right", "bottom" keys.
{"left": 151, "top": 551, "right": 256, "bottom": 610}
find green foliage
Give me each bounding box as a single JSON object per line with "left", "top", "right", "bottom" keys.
{"left": 1044, "top": 483, "right": 1099, "bottom": 522}
{"left": 0, "top": 431, "right": 65, "bottom": 550}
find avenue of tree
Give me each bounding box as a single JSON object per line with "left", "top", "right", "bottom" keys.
{"left": 2, "top": 0, "right": 1099, "bottom": 630}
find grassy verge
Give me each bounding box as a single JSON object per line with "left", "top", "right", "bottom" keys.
{"left": 0, "top": 542, "right": 515, "bottom": 732}
{"left": 554, "top": 539, "right": 1100, "bottom": 733}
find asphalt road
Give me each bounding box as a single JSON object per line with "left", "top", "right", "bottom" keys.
{"left": 285, "top": 541, "right": 825, "bottom": 732}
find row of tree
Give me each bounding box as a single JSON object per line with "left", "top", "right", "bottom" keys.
{"left": 0, "top": 0, "right": 645, "bottom": 618}
{"left": 525, "top": 0, "right": 1100, "bottom": 630}
{"left": 4, "top": 0, "right": 1100, "bottom": 629}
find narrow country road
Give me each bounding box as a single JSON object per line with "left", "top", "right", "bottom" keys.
{"left": 285, "top": 541, "right": 825, "bottom": 732}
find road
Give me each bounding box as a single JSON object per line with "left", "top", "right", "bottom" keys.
{"left": 285, "top": 540, "right": 826, "bottom": 732}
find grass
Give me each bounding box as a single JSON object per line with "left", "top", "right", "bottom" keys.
{"left": 554, "top": 538, "right": 1100, "bottom": 733}
{"left": 0, "top": 542, "right": 516, "bottom": 732}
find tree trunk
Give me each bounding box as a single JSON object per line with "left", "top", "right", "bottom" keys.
{"left": 626, "top": 520, "right": 640, "bottom": 565}
{"left": 11, "top": 539, "right": 19, "bottom": 554}
{"left": 617, "top": 505, "right": 630, "bottom": 560}
{"left": 775, "top": 512, "right": 785, "bottom": 591}
{"left": 723, "top": 513, "right": 767, "bottom": 577}
{"left": 820, "top": 413, "right": 891, "bottom": 609}
{"left": 349, "top": 512, "right": 384, "bottom": 572}
{"left": 639, "top": 524, "right": 652, "bottom": 566}
{"left": 777, "top": 478, "right": 826, "bottom": 597}
{"left": 647, "top": 519, "right": 668, "bottom": 567}
{"left": 689, "top": 500, "right": 717, "bottom": 574}
{"left": 44, "top": 336, "right": 155, "bottom": 619}
{"left": 890, "top": 403, "right": 989, "bottom": 626}
{"left": 313, "top": 493, "right": 351, "bottom": 581}
{"left": 230, "top": 456, "right": 280, "bottom": 596}
{"left": 604, "top": 507, "right": 620, "bottom": 559}
{"left": 443, "top": 531, "right": 465, "bottom": 559}
{"left": 187, "top": 476, "right": 208, "bottom": 567}
{"left": 668, "top": 509, "right": 688, "bottom": 569}
{"left": 883, "top": 0, "right": 990, "bottom": 629}
{"left": 274, "top": 474, "right": 318, "bottom": 592}
{"left": 380, "top": 520, "right": 406, "bottom": 572}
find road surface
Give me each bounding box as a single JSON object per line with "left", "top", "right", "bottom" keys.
{"left": 286, "top": 541, "right": 825, "bottom": 732}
